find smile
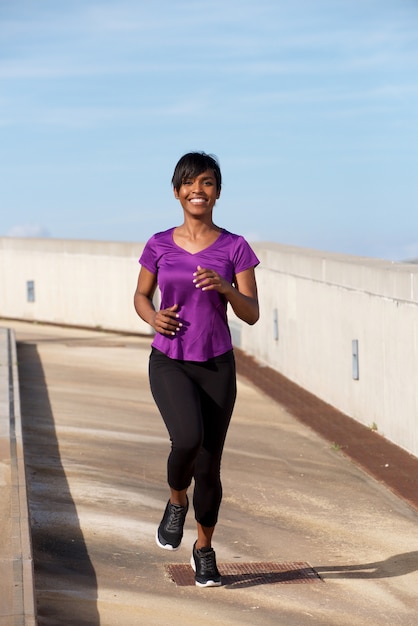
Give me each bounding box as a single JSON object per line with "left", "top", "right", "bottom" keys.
{"left": 189, "top": 198, "right": 207, "bottom": 204}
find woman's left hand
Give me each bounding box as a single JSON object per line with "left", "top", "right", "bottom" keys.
{"left": 193, "top": 265, "right": 229, "bottom": 294}
{"left": 193, "top": 264, "right": 259, "bottom": 325}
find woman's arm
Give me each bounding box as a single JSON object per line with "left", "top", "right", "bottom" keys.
{"left": 193, "top": 265, "right": 259, "bottom": 325}
{"left": 134, "top": 267, "right": 182, "bottom": 335}
{"left": 229, "top": 267, "right": 259, "bottom": 325}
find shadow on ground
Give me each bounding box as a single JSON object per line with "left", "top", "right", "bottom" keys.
{"left": 18, "top": 341, "right": 100, "bottom": 626}
{"left": 315, "top": 551, "right": 418, "bottom": 580}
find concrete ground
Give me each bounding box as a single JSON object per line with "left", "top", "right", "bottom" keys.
{"left": 3, "top": 320, "right": 418, "bottom": 625}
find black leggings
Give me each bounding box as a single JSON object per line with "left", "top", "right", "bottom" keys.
{"left": 149, "top": 348, "right": 237, "bottom": 527}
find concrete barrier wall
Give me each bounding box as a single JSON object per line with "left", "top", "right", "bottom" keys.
{"left": 0, "top": 237, "right": 149, "bottom": 334}
{"left": 2, "top": 236, "right": 418, "bottom": 458}
{"left": 238, "top": 243, "right": 418, "bottom": 458}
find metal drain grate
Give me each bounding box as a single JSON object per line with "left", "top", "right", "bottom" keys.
{"left": 166, "top": 562, "right": 321, "bottom": 587}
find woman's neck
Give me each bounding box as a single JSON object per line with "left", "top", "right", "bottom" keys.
{"left": 173, "top": 220, "right": 222, "bottom": 253}
{"left": 177, "top": 218, "right": 221, "bottom": 240}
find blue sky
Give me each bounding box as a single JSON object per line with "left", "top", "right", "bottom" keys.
{"left": 1, "top": 0, "right": 417, "bottom": 260}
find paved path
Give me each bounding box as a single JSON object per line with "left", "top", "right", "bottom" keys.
{"left": 5, "top": 321, "right": 418, "bottom": 625}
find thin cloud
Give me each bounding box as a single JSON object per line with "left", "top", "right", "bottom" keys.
{"left": 1, "top": 100, "right": 213, "bottom": 129}
{"left": 6, "top": 224, "right": 51, "bottom": 238}
{"left": 1, "top": 1, "right": 417, "bottom": 82}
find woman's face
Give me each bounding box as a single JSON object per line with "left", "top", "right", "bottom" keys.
{"left": 174, "top": 169, "right": 220, "bottom": 217}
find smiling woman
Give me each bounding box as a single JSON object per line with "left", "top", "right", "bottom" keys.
{"left": 133, "top": 151, "right": 259, "bottom": 588}
{"left": 173, "top": 169, "right": 220, "bottom": 230}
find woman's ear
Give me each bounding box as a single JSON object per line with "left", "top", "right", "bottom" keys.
{"left": 173, "top": 188, "right": 179, "bottom": 199}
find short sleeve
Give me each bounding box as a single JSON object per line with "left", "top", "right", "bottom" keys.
{"left": 232, "top": 236, "right": 260, "bottom": 274}
{"left": 139, "top": 235, "right": 158, "bottom": 275}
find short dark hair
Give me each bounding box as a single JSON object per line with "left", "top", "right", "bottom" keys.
{"left": 172, "top": 152, "right": 222, "bottom": 193}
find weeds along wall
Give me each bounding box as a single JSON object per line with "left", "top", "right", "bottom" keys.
{"left": 2, "top": 236, "right": 418, "bottom": 458}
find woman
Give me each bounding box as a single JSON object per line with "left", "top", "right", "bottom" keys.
{"left": 134, "top": 152, "right": 259, "bottom": 587}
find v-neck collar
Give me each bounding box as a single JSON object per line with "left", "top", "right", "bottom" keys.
{"left": 171, "top": 227, "right": 225, "bottom": 255}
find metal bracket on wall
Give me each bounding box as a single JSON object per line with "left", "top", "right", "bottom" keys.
{"left": 273, "top": 308, "right": 279, "bottom": 341}
{"left": 26, "top": 280, "right": 35, "bottom": 302}
{"left": 352, "top": 339, "right": 359, "bottom": 380}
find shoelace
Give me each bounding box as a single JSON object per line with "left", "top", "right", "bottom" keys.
{"left": 166, "top": 504, "right": 185, "bottom": 531}
{"left": 197, "top": 549, "right": 217, "bottom": 574}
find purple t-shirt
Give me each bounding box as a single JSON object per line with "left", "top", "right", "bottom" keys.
{"left": 139, "top": 227, "right": 259, "bottom": 361}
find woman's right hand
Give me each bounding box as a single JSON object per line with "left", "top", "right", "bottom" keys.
{"left": 153, "top": 304, "right": 182, "bottom": 336}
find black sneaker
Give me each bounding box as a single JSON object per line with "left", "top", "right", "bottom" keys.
{"left": 156, "top": 498, "right": 188, "bottom": 550}
{"left": 190, "top": 541, "right": 222, "bottom": 587}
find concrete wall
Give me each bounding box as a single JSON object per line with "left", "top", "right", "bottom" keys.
{"left": 236, "top": 242, "right": 418, "bottom": 458}
{"left": 0, "top": 237, "right": 149, "bottom": 334}
{"left": 1, "top": 236, "right": 418, "bottom": 458}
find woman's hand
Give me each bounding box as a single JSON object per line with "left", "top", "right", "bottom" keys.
{"left": 193, "top": 265, "right": 229, "bottom": 293}
{"left": 134, "top": 267, "right": 182, "bottom": 335}
{"left": 193, "top": 265, "right": 259, "bottom": 325}
{"left": 153, "top": 304, "right": 182, "bottom": 336}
